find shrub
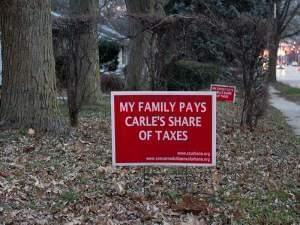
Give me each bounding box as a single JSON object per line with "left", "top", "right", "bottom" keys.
{"left": 101, "top": 74, "right": 125, "bottom": 93}
{"left": 98, "top": 39, "right": 120, "bottom": 70}
{"left": 167, "top": 60, "right": 220, "bottom": 90}
{"left": 55, "top": 56, "right": 68, "bottom": 90}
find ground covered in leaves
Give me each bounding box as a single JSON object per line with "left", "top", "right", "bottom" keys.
{"left": 0, "top": 97, "right": 299, "bottom": 225}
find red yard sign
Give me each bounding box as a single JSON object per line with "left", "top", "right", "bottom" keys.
{"left": 111, "top": 92, "right": 216, "bottom": 167}
{"left": 210, "top": 85, "right": 236, "bottom": 103}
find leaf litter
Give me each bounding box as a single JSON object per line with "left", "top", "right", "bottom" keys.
{"left": 0, "top": 97, "right": 299, "bottom": 225}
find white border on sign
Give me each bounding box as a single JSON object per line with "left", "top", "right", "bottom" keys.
{"left": 111, "top": 93, "right": 116, "bottom": 167}
{"left": 210, "top": 84, "right": 236, "bottom": 103}
{"left": 111, "top": 91, "right": 217, "bottom": 168}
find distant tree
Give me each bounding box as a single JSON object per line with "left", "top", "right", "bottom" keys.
{"left": 100, "top": 0, "right": 126, "bottom": 19}
{"left": 267, "top": 0, "right": 300, "bottom": 82}
{"left": 0, "top": 0, "right": 63, "bottom": 131}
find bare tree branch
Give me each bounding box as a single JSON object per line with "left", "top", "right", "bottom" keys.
{"left": 279, "top": 2, "right": 300, "bottom": 35}
{"left": 282, "top": 28, "right": 300, "bottom": 38}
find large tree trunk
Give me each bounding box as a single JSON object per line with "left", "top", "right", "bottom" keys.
{"left": 69, "top": 0, "right": 101, "bottom": 105}
{"left": 125, "top": 32, "right": 149, "bottom": 90}
{"left": 0, "top": 0, "right": 63, "bottom": 131}
{"left": 268, "top": 37, "right": 279, "bottom": 83}
{"left": 124, "top": 0, "right": 168, "bottom": 90}
{"left": 125, "top": 0, "right": 151, "bottom": 90}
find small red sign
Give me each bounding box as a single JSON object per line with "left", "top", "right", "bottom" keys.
{"left": 111, "top": 92, "right": 216, "bottom": 167}
{"left": 210, "top": 85, "right": 236, "bottom": 103}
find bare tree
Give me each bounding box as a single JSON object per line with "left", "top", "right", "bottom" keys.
{"left": 52, "top": 0, "right": 103, "bottom": 127}
{"left": 224, "top": 15, "right": 269, "bottom": 129}
{"left": 53, "top": 16, "right": 100, "bottom": 126}
{"left": 267, "top": 0, "right": 300, "bottom": 82}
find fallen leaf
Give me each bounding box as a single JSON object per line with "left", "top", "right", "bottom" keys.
{"left": 28, "top": 128, "right": 35, "bottom": 135}
{"left": 23, "top": 146, "right": 35, "bottom": 153}
{"left": 115, "top": 182, "right": 125, "bottom": 195}
{"left": 181, "top": 214, "right": 207, "bottom": 225}
{"left": 0, "top": 171, "right": 9, "bottom": 178}
{"left": 172, "top": 194, "right": 212, "bottom": 215}
{"left": 96, "top": 166, "right": 107, "bottom": 175}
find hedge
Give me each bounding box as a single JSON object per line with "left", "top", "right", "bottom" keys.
{"left": 167, "top": 60, "right": 220, "bottom": 91}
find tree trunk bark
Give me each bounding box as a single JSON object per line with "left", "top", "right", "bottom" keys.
{"left": 241, "top": 68, "right": 255, "bottom": 130}
{"left": 125, "top": 0, "right": 150, "bottom": 90}
{"left": 268, "top": 37, "right": 279, "bottom": 83}
{"left": 124, "top": 0, "right": 167, "bottom": 90}
{"left": 70, "top": 0, "right": 101, "bottom": 105}
{"left": 0, "top": 0, "right": 63, "bottom": 131}
{"left": 125, "top": 32, "right": 149, "bottom": 90}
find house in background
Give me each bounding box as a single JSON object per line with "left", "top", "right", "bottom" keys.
{"left": 52, "top": 11, "right": 129, "bottom": 75}
{"left": 98, "top": 22, "right": 129, "bottom": 73}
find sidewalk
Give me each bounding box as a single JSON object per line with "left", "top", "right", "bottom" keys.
{"left": 269, "top": 86, "right": 300, "bottom": 135}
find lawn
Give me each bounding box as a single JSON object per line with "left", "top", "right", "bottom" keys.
{"left": 273, "top": 82, "right": 300, "bottom": 105}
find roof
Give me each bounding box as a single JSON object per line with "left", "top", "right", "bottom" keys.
{"left": 51, "top": 10, "right": 129, "bottom": 43}
{"left": 98, "top": 24, "right": 127, "bottom": 41}
{"left": 51, "top": 11, "right": 63, "bottom": 18}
